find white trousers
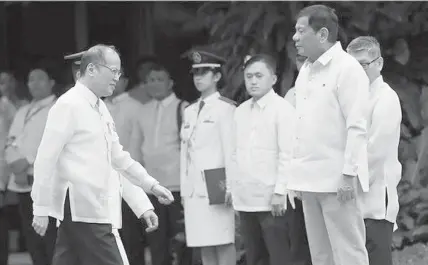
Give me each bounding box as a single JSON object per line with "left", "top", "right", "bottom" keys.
{"left": 113, "top": 228, "right": 130, "bottom": 265}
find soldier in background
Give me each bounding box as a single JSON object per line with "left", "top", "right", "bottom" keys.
{"left": 64, "top": 51, "right": 84, "bottom": 83}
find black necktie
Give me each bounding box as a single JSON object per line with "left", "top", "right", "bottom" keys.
{"left": 198, "top": 100, "right": 205, "bottom": 115}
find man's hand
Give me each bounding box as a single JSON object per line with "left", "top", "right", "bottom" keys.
{"left": 32, "top": 215, "right": 49, "bottom": 236}
{"left": 225, "top": 191, "right": 233, "bottom": 207}
{"left": 286, "top": 190, "right": 298, "bottom": 210}
{"left": 151, "top": 184, "right": 174, "bottom": 205}
{"left": 8, "top": 158, "right": 29, "bottom": 175}
{"left": 271, "top": 193, "right": 286, "bottom": 217}
{"left": 337, "top": 174, "right": 357, "bottom": 203}
{"left": 140, "top": 210, "right": 159, "bottom": 233}
{"left": 14, "top": 171, "right": 30, "bottom": 186}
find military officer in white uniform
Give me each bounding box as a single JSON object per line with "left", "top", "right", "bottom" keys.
{"left": 180, "top": 48, "right": 236, "bottom": 265}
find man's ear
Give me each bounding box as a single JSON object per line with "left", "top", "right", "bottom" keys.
{"left": 318, "top": 27, "right": 329, "bottom": 43}
{"left": 214, "top": 72, "right": 222, "bottom": 83}
{"left": 272, "top": 74, "right": 278, "bottom": 85}
{"left": 169, "top": 79, "right": 174, "bottom": 90}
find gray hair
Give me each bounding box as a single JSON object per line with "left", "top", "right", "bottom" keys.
{"left": 346, "top": 36, "right": 381, "bottom": 59}
{"left": 79, "top": 44, "right": 120, "bottom": 76}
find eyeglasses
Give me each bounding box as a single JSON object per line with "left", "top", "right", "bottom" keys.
{"left": 359, "top": 57, "right": 380, "bottom": 69}
{"left": 95, "top": 63, "right": 122, "bottom": 78}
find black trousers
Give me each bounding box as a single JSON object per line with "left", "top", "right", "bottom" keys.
{"left": 239, "top": 211, "right": 291, "bottom": 265}
{"left": 239, "top": 200, "right": 312, "bottom": 265}
{"left": 364, "top": 219, "right": 394, "bottom": 265}
{"left": 120, "top": 200, "right": 146, "bottom": 265}
{"left": 0, "top": 205, "right": 9, "bottom": 265}
{"left": 52, "top": 192, "right": 123, "bottom": 265}
{"left": 287, "top": 199, "right": 312, "bottom": 265}
{"left": 18, "top": 192, "right": 57, "bottom": 265}
{"left": 147, "top": 192, "right": 192, "bottom": 265}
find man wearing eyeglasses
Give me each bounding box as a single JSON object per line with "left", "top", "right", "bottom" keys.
{"left": 347, "top": 36, "right": 402, "bottom": 265}
{"left": 30, "top": 44, "right": 175, "bottom": 265}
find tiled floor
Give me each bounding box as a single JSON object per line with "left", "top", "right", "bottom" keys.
{"left": 8, "top": 253, "right": 32, "bottom": 265}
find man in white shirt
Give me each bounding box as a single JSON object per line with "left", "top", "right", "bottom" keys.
{"left": 347, "top": 36, "right": 402, "bottom": 265}
{"left": 290, "top": 5, "right": 370, "bottom": 265}
{"left": 31, "top": 44, "right": 174, "bottom": 265}
{"left": 4, "top": 63, "right": 58, "bottom": 265}
{"left": 232, "top": 54, "right": 296, "bottom": 265}
{"left": 129, "top": 62, "right": 189, "bottom": 265}
{"left": 0, "top": 70, "right": 28, "bottom": 265}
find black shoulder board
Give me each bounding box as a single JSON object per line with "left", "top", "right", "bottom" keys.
{"left": 219, "top": 96, "right": 237, "bottom": 106}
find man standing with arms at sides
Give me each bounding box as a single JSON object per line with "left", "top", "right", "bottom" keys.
{"left": 232, "top": 54, "right": 296, "bottom": 265}
{"left": 31, "top": 44, "right": 174, "bottom": 265}
{"left": 130, "top": 62, "right": 189, "bottom": 265}
{"left": 0, "top": 70, "right": 29, "bottom": 265}
{"left": 289, "top": 5, "right": 370, "bottom": 265}
{"left": 347, "top": 36, "right": 402, "bottom": 265}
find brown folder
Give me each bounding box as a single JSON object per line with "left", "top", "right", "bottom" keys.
{"left": 204, "top": 168, "right": 226, "bottom": 205}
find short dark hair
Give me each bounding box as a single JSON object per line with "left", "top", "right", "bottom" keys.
{"left": 243, "top": 54, "right": 277, "bottom": 74}
{"left": 297, "top": 5, "right": 339, "bottom": 43}
{"left": 0, "top": 69, "right": 17, "bottom": 80}
{"left": 30, "top": 58, "right": 58, "bottom": 82}
{"left": 80, "top": 44, "right": 120, "bottom": 76}
{"left": 146, "top": 63, "right": 172, "bottom": 80}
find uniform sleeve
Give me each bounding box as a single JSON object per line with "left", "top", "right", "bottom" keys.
{"left": 274, "top": 100, "right": 296, "bottom": 195}
{"left": 219, "top": 104, "right": 236, "bottom": 192}
{"left": 122, "top": 176, "right": 154, "bottom": 218}
{"left": 337, "top": 62, "right": 370, "bottom": 177}
{"left": 31, "top": 100, "right": 76, "bottom": 216}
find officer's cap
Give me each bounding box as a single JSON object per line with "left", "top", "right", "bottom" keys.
{"left": 64, "top": 51, "right": 85, "bottom": 66}
{"left": 183, "top": 47, "right": 226, "bottom": 69}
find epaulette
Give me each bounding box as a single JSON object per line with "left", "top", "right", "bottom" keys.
{"left": 219, "top": 96, "right": 237, "bottom": 106}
